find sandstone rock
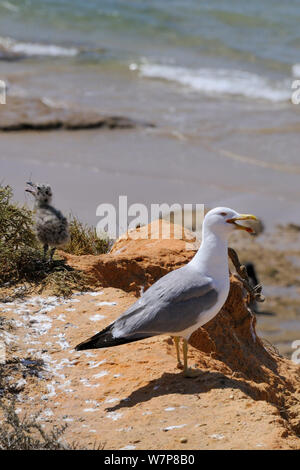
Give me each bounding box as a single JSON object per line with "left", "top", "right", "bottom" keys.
{"left": 60, "top": 220, "right": 197, "bottom": 295}
{"left": 1, "top": 220, "right": 299, "bottom": 449}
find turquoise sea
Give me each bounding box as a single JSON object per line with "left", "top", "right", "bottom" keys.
{"left": 0, "top": 0, "right": 300, "bottom": 102}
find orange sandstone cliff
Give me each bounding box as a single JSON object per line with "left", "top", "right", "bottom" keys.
{"left": 1, "top": 221, "right": 300, "bottom": 449}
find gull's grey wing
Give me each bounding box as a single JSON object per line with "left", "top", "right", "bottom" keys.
{"left": 112, "top": 264, "right": 218, "bottom": 338}
{"left": 75, "top": 264, "right": 219, "bottom": 351}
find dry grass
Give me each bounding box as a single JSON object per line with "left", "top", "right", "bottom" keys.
{"left": 0, "top": 399, "right": 72, "bottom": 450}
{"left": 0, "top": 185, "right": 38, "bottom": 285}
{"left": 64, "top": 215, "right": 112, "bottom": 256}
{"left": 0, "top": 353, "right": 102, "bottom": 450}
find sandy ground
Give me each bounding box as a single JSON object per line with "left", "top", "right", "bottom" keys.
{"left": 1, "top": 287, "right": 299, "bottom": 450}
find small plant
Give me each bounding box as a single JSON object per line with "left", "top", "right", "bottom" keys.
{"left": 0, "top": 185, "right": 38, "bottom": 285}
{"left": 63, "top": 215, "right": 112, "bottom": 256}
{"left": 0, "top": 185, "right": 107, "bottom": 296}
{"left": 0, "top": 398, "right": 74, "bottom": 450}
{"left": 38, "top": 268, "right": 89, "bottom": 297}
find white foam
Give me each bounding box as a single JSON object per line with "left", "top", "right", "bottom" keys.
{"left": 0, "top": 36, "right": 78, "bottom": 57}
{"left": 138, "top": 63, "right": 290, "bottom": 102}
{"left": 292, "top": 64, "right": 300, "bottom": 77}
{"left": 1, "top": 2, "right": 19, "bottom": 13}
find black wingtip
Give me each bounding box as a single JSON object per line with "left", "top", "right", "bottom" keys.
{"left": 75, "top": 341, "right": 91, "bottom": 351}
{"left": 75, "top": 323, "right": 114, "bottom": 351}
{"left": 75, "top": 322, "right": 151, "bottom": 351}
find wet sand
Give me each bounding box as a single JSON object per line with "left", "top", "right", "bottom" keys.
{"left": 1, "top": 125, "right": 300, "bottom": 231}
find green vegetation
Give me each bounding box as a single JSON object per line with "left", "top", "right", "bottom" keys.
{"left": 64, "top": 215, "right": 112, "bottom": 256}
{"left": 0, "top": 184, "right": 111, "bottom": 297}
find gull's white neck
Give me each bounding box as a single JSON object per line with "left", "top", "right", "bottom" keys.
{"left": 189, "top": 225, "right": 229, "bottom": 282}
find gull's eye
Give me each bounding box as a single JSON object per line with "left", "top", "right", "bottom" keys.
{"left": 220, "top": 212, "right": 227, "bottom": 216}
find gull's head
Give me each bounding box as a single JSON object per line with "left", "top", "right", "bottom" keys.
{"left": 25, "top": 182, "right": 52, "bottom": 205}
{"left": 203, "top": 207, "right": 258, "bottom": 239}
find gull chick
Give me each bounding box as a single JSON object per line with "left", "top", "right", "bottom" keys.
{"left": 75, "top": 207, "right": 257, "bottom": 377}
{"left": 26, "top": 182, "right": 70, "bottom": 261}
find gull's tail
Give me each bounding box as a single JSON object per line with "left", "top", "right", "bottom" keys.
{"left": 75, "top": 323, "right": 148, "bottom": 351}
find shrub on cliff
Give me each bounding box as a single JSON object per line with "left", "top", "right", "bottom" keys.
{"left": 64, "top": 215, "right": 112, "bottom": 256}
{"left": 0, "top": 185, "right": 39, "bottom": 285}
{"left": 0, "top": 185, "right": 110, "bottom": 295}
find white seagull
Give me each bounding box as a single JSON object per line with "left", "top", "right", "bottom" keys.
{"left": 75, "top": 207, "right": 257, "bottom": 377}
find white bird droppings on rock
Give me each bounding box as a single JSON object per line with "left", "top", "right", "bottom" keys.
{"left": 210, "top": 434, "right": 225, "bottom": 440}
{"left": 89, "top": 314, "right": 106, "bottom": 322}
{"left": 106, "top": 412, "right": 123, "bottom": 421}
{"left": 163, "top": 424, "right": 187, "bottom": 431}
{"left": 88, "top": 360, "right": 106, "bottom": 368}
{"left": 93, "top": 370, "right": 109, "bottom": 379}
{"left": 96, "top": 301, "right": 117, "bottom": 307}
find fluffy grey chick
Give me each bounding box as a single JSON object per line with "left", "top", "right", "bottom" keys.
{"left": 26, "top": 182, "right": 70, "bottom": 261}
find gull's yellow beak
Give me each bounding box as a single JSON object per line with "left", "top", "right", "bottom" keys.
{"left": 226, "top": 214, "right": 258, "bottom": 233}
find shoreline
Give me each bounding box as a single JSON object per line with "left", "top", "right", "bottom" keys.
{"left": 1, "top": 126, "right": 299, "bottom": 230}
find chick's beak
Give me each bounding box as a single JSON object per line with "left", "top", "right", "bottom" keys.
{"left": 226, "top": 214, "right": 258, "bottom": 233}
{"left": 25, "top": 182, "right": 36, "bottom": 195}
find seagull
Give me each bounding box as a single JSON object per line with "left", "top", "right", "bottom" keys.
{"left": 26, "top": 182, "right": 70, "bottom": 261}
{"left": 75, "top": 207, "right": 257, "bottom": 377}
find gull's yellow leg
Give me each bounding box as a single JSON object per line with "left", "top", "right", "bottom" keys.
{"left": 183, "top": 339, "right": 201, "bottom": 378}
{"left": 174, "top": 336, "right": 183, "bottom": 369}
